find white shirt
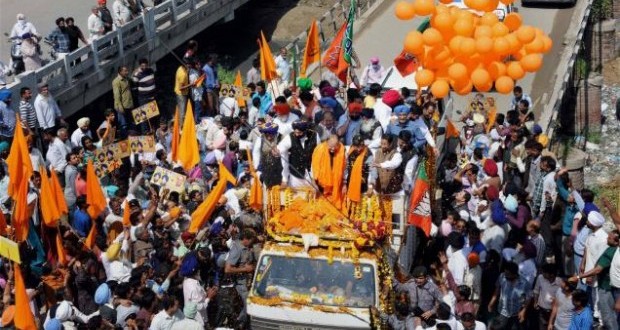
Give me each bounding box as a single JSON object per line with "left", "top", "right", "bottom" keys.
{"left": 609, "top": 249, "right": 620, "bottom": 288}
{"left": 182, "top": 277, "right": 209, "bottom": 326}
{"left": 71, "top": 128, "right": 92, "bottom": 148}
{"left": 361, "top": 64, "right": 386, "bottom": 86}
{"left": 34, "top": 94, "right": 62, "bottom": 129}
{"left": 540, "top": 171, "right": 557, "bottom": 212}
{"left": 30, "top": 148, "right": 47, "bottom": 172}
{"left": 519, "top": 258, "right": 537, "bottom": 288}
{"left": 461, "top": 321, "right": 487, "bottom": 330}
{"left": 10, "top": 20, "right": 38, "bottom": 39}
{"left": 112, "top": 0, "right": 133, "bottom": 25}
{"left": 447, "top": 248, "right": 470, "bottom": 286}
{"left": 0, "top": 61, "right": 9, "bottom": 86}
{"left": 248, "top": 106, "right": 259, "bottom": 126}
{"left": 88, "top": 13, "right": 104, "bottom": 41}
{"left": 220, "top": 97, "right": 240, "bottom": 118}
{"left": 533, "top": 274, "right": 561, "bottom": 310}
{"left": 403, "top": 154, "right": 418, "bottom": 191}
{"left": 170, "top": 318, "right": 202, "bottom": 330}
{"left": 583, "top": 227, "right": 609, "bottom": 287}
{"left": 46, "top": 137, "right": 71, "bottom": 172}
{"left": 377, "top": 151, "right": 402, "bottom": 169}
{"left": 274, "top": 54, "right": 290, "bottom": 83}
{"left": 482, "top": 222, "right": 507, "bottom": 253}
{"left": 373, "top": 99, "right": 393, "bottom": 131}
{"left": 273, "top": 113, "right": 299, "bottom": 137}
{"left": 150, "top": 310, "right": 184, "bottom": 330}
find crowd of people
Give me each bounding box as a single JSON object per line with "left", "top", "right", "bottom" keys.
{"left": 0, "top": 31, "right": 619, "bottom": 330}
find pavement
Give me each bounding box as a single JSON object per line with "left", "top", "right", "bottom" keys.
{"left": 352, "top": 0, "right": 577, "bottom": 120}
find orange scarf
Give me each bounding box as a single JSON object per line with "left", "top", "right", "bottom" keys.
{"left": 311, "top": 142, "right": 345, "bottom": 208}
{"left": 347, "top": 148, "right": 368, "bottom": 203}
{"left": 486, "top": 106, "right": 497, "bottom": 133}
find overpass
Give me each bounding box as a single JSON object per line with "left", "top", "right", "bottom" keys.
{"left": 3, "top": 0, "right": 250, "bottom": 117}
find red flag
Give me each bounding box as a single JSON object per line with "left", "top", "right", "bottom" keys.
{"left": 393, "top": 50, "right": 419, "bottom": 76}
{"left": 0, "top": 212, "right": 6, "bottom": 236}
{"left": 322, "top": 22, "right": 349, "bottom": 83}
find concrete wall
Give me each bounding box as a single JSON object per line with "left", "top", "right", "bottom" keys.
{"left": 5, "top": 0, "right": 249, "bottom": 118}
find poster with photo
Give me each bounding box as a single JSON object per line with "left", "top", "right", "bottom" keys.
{"left": 129, "top": 135, "right": 156, "bottom": 153}
{"left": 94, "top": 140, "right": 131, "bottom": 176}
{"left": 150, "top": 166, "right": 186, "bottom": 194}
{"left": 218, "top": 84, "right": 241, "bottom": 98}
{"left": 131, "top": 101, "right": 160, "bottom": 124}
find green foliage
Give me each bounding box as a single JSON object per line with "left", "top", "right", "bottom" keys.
{"left": 218, "top": 65, "right": 236, "bottom": 85}
{"left": 575, "top": 56, "right": 589, "bottom": 80}
{"left": 591, "top": 0, "right": 613, "bottom": 21}
{"left": 586, "top": 130, "right": 602, "bottom": 144}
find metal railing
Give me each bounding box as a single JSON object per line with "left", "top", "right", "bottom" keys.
{"left": 5, "top": 0, "right": 249, "bottom": 117}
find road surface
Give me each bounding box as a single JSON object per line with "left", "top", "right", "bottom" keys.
{"left": 352, "top": 0, "right": 576, "bottom": 120}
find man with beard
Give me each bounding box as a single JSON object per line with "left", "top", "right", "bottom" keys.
{"left": 386, "top": 105, "right": 416, "bottom": 143}
{"left": 316, "top": 111, "right": 337, "bottom": 141}
{"left": 273, "top": 96, "right": 299, "bottom": 137}
{"left": 98, "top": 0, "right": 114, "bottom": 34}
{"left": 336, "top": 102, "right": 363, "bottom": 145}
{"left": 344, "top": 135, "right": 374, "bottom": 197}
{"left": 252, "top": 122, "right": 283, "bottom": 188}
{"left": 353, "top": 108, "right": 382, "bottom": 155}
{"left": 371, "top": 134, "right": 403, "bottom": 195}
{"left": 278, "top": 120, "right": 320, "bottom": 189}
{"left": 46, "top": 17, "right": 71, "bottom": 59}
{"left": 311, "top": 135, "right": 346, "bottom": 207}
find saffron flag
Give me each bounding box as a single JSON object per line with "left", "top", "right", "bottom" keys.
{"left": 259, "top": 31, "right": 278, "bottom": 82}
{"left": 122, "top": 200, "right": 131, "bottom": 227}
{"left": 393, "top": 50, "right": 419, "bottom": 76}
{"left": 171, "top": 107, "right": 180, "bottom": 162}
{"left": 322, "top": 22, "right": 349, "bottom": 83}
{"left": 84, "top": 221, "right": 97, "bottom": 250}
{"left": 245, "top": 149, "right": 263, "bottom": 211}
{"left": 39, "top": 167, "right": 61, "bottom": 227}
{"left": 342, "top": 0, "right": 356, "bottom": 65}
{"left": 446, "top": 119, "right": 460, "bottom": 139}
{"left": 347, "top": 148, "right": 367, "bottom": 203}
{"left": 12, "top": 178, "right": 30, "bottom": 242}
{"left": 56, "top": 232, "right": 68, "bottom": 266}
{"left": 300, "top": 20, "right": 321, "bottom": 77}
{"left": 86, "top": 160, "right": 108, "bottom": 219}
{"left": 14, "top": 263, "right": 38, "bottom": 330}
{"left": 194, "top": 74, "right": 206, "bottom": 87}
{"left": 408, "top": 163, "right": 432, "bottom": 236}
{"left": 50, "top": 170, "right": 68, "bottom": 215}
{"left": 189, "top": 162, "right": 237, "bottom": 233}
{"left": 233, "top": 70, "right": 246, "bottom": 108}
{"left": 6, "top": 116, "right": 32, "bottom": 198}
{"left": 177, "top": 100, "right": 200, "bottom": 171}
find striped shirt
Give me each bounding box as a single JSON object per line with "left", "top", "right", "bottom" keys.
{"left": 19, "top": 99, "right": 38, "bottom": 129}
{"left": 132, "top": 67, "right": 156, "bottom": 102}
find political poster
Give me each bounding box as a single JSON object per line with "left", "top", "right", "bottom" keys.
{"left": 94, "top": 140, "right": 131, "bottom": 176}
{"left": 150, "top": 166, "right": 186, "bottom": 194}
{"left": 219, "top": 84, "right": 241, "bottom": 98}
{"left": 129, "top": 135, "right": 156, "bottom": 153}
{"left": 0, "top": 236, "right": 21, "bottom": 263}
{"left": 131, "top": 101, "right": 160, "bottom": 124}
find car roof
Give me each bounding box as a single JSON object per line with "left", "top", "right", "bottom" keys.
{"left": 446, "top": 0, "right": 508, "bottom": 20}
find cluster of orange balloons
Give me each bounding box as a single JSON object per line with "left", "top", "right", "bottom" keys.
{"left": 395, "top": 0, "right": 552, "bottom": 98}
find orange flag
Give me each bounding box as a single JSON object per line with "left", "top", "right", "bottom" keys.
{"left": 234, "top": 70, "right": 246, "bottom": 108}
{"left": 0, "top": 212, "right": 6, "bottom": 236}
{"left": 6, "top": 115, "right": 33, "bottom": 198}
{"left": 177, "top": 100, "right": 200, "bottom": 171}
{"left": 86, "top": 160, "right": 108, "bottom": 219}
{"left": 39, "top": 167, "right": 61, "bottom": 227}
{"left": 446, "top": 119, "right": 460, "bottom": 139}
{"left": 259, "top": 31, "right": 278, "bottom": 82}
{"left": 50, "top": 170, "right": 68, "bottom": 215}
{"left": 171, "top": 107, "right": 180, "bottom": 162}
{"left": 322, "top": 21, "right": 349, "bottom": 83}
{"left": 245, "top": 149, "right": 263, "bottom": 211}
{"left": 189, "top": 162, "right": 237, "bottom": 233}
{"left": 13, "top": 263, "right": 38, "bottom": 330}
{"left": 194, "top": 74, "right": 206, "bottom": 87}
{"left": 347, "top": 148, "right": 368, "bottom": 203}
{"left": 122, "top": 200, "right": 131, "bottom": 227}
{"left": 56, "top": 232, "right": 68, "bottom": 266}
{"left": 301, "top": 20, "right": 321, "bottom": 77}
{"left": 12, "top": 178, "right": 30, "bottom": 242}
{"left": 84, "top": 222, "right": 97, "bottom": 250}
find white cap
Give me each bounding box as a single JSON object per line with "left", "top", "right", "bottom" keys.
{"left": 588, "top": 211, "right": 605, "bottom": 227}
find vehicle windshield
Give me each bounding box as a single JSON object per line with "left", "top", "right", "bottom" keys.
{"left": 252, "top": 254, "right": 376, "bottom": 308}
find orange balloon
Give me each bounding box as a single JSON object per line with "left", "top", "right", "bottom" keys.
{"left": 480, "top": 12, "right": 499, "bottom": 26}
{"left": 436, "top": 4, "right": 451, "bottom": 14}
{"left": 477, "top": 80, "right": 493, "bottom": 92}
{"left": 455, "top": 9, "right": 475, "bottom": 22}
{"left": 423, "top": 28, "right": 444, "bottom": 46}
{"left": 454, "top": 79, "right": 473, "bottom": 95}
{"left": 505, "top": 33, "right": 522, "bottom": 53}
{"left": 541, "top": 35, "right": 553, "bottom": 53}
{"left": 433, "top": 13, "right": 454, "bottom": 32}
{"left": 415, "top": 69, "right": 435, "bottom": 87}
{"left": 471, "top": 68, "right": 491, "bottom": 87}
{"left": 493, "top": 37, "right": 510, "bottom": 56}
{"left": 503, "top": 13, "right": 522, "bottom": 31}
{"left": 439, "top": 0, "right": 453, "bottom": 4}
{"left": 487, "top": 61, "right": 507, "bottom": 80}
{"left": 482, "top": 0, "right": 500, "bottom": 12}
{"left": 500, "top": 0, "right": 514, "bottom": 4}
{"left": 404, "top": 31, "right": 425, "bottom": 54}
{"left": 475, "top": 36, "right": 494, "bottom": 54}
{"left": 520, "top": 54, "right": 543, "bottom": 72}
{"left": 525, "top": 36, "right": 544, "bottom": 54}
{"left": 474, "top": 25, "right": 493, "bottom": 39}
{"left": 454, "top": 18, "right": 475, "bottom": 37}
{"left": 467, "top": 0, "right": 485, "bottom": 11}
{"left": 459, "top": 37, "right": 476, "bottom": 56}
{"left": 414, "top": 0, "right": 436, "bottom": 16}
{"left": 395, "top": 1, "right": 416, "bottom": 20}
{"left": 448, "top": 63, "right": 468, "bottom": 82}
{"left": 506, "top": 61, "right": 525, "bottom": 80}
{"left": 430, "top": 79, "right": 450, "bottom": 98}
{"left": 516, "top": 26, "right": 536, "bottom": 44}
{"left": 449, "top": 36, "right": 464, "bottom": 54}
{"left": 492, "top": 22, "right": 509, "bottom": 37}
{"left": 495, "top": 76, "right": 515, "bottom": 94}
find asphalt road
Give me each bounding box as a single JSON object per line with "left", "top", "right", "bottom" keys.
{"left": 352, "top": 0, "right": 576, "bottom": 119}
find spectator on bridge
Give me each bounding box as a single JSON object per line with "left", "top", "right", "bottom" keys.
{"left": 360, "top": 57, "right": 386, "bottom": 88}
{"left": 112, "top": 66, "right": 134, "bottom": 135}
{"left": 0, "top": 89, "right": 16, "bottom": 143}
{"left": 20, "top": 33, "right": 42, "bottom": 72}
{"left": 46, "top": 17, "right": 71, "bottom": 59}
{"left": 246, "top": 58, "right": 260, "bottom": 85}
{"left": 65, "top": 17, "right": 89, "bottom": 52}
{"left": 98, "top": 0, "right": 115, "bottom": 33}
{"left": 113, "top": 0, "right": 133, "bottom": 26}
{"left": 19, "top": 87, "right": 37, "bottom": 134}
{"left": 88, "top": 6, "right": 105, "bottom": 42}
{"left": 10, "top": 13, "right": 40, "bottom": 41}
{"left": 34, "top": 84, "right": 64, "bottom": 131}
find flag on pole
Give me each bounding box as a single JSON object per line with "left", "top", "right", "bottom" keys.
{"left": 84, "top": 222, "right": 97, "bottom": 250}
{"left": 245, "top": 149, "right": 263, "bottom": 211}
{"left": 233, "top": 70, "right": 246, "bottom": 108}
{"left": 177, "top": 100, "right": 200, "bottom": 171}
{"left": 56, "top": 232, "right": 68, "bottom": 266}
{"left": 446, "top": 119, "right": 460, "bottom": 139}
{"left": 122, "top": 200, "right": 131, "bottom": 227}
{"left": 300, "top": 20, "right": 321, "bottom": 77}
{"left": 408, "top": 163, "right": 432, "bottom": 237}
{"left": 259, "top": 31, "right": 278, "bottom": 82}
{"left": 12, "top": 178, "right": 30, "bottom": 242}
{"left": 86, "top": 160, "right": 108, "bottom": 219}
{"left": 13, "top": 263, "right": 38, "bottom": 330}
{"left": 322, "top": 22, "right": 349, "bottom": 83}
{"left": 50, "top": 170, "right": 68, "bottom": 215}
{"left": 171, "top": 107, "right": 180, "bottom": 162}
{"left": 393, "top": 50, "right": 419, "bottom": 76}
{"left": 189, "top": 162, "right": 237, "bottom": 233}
{"left": 194, "top": 74, "right": 206, "bottom": 87}
{"left": 6, "top": 116, "right": 32, "bottom": 198}
{"left": 342, "top": 0, "right": 356, "bottom": 65}
{"left": 39, "top": 167, "right": 61, "bottom": 227}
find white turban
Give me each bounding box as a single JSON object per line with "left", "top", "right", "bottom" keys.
{"left": 54, "top": 301, "right": 73, "bottom": 321}
{"left": 77, "top": 117, "right": 90, "bottom": 128}
{"left": 490, "top": 129, "right": 501, "bottom": 141}
{"left": 588, "top": 211, "right": 605, "bottom": 227}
